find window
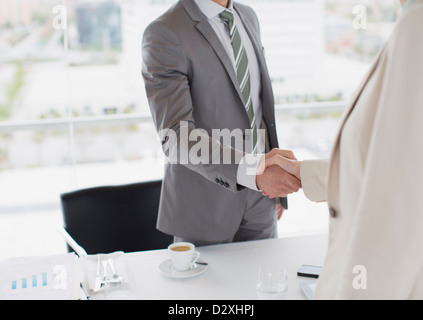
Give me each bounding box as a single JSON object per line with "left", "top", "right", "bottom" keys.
{"left": 0, "top": 0, "right": 401, "bottom": 257}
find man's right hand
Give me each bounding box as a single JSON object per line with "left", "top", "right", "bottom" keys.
{"left": 256, "top": 163, "right": 301, "bottom": 198}
{"left": 263, "top": 153, "right": 301, "bottom": 180}
{"left": 256, "top": 149, "right": 302, "bottom": 198}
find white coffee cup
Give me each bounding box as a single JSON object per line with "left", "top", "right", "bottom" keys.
{"left": 168, "top": 242, "right": 200, "bottom": 272}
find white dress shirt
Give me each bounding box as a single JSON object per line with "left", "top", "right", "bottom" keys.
{"left": 194, "top": 0, "right": 264, "bottom": 191}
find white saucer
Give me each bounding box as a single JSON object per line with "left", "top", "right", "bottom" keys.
{"left": 158, "top": 259, "right": 208, "bottom": 279}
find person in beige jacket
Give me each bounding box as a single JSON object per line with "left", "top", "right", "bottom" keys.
{"left": 263, "top": 0, "right": 423, "bottom": 299}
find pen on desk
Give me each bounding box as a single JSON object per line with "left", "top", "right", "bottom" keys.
{"left": 80, "top": 284, "right": 91, "bottom": 300}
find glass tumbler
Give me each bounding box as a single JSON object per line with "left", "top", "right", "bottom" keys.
{"left": 257, "top": 263, "right": 288, "bottom": 294}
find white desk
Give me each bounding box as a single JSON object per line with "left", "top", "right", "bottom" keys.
{"left": 116, "top": 234, "right": 328, "bottom": 300}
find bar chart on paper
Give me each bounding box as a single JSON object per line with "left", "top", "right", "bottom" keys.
{"left": 0, "top": 253, "right": 78, "bottom": 300}
{"left": 11, "top": 272, "right": 48, "bottom": 290}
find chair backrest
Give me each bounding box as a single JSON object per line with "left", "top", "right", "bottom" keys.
{"left": 60, "top": 180, "right": 173, "bottom": 254}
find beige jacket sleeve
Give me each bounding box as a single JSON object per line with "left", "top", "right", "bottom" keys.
{"left": 300, "top": 159, "right": 329, "bottom": 203}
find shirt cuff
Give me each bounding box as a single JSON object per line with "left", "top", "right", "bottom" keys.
{"left": 236, "top": 153, "right": 265, "bottom": 191}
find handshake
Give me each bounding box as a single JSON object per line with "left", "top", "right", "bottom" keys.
{"left": 256, "top": 149, "right": 302, "bottom": 199}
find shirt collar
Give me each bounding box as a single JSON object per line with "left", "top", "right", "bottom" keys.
{"left": 194, "top": 0, "right": 234, "bottom": 19}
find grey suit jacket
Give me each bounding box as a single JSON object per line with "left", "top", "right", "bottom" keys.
{"left": 142, "top": 0, "right": 280, "bottom": 241}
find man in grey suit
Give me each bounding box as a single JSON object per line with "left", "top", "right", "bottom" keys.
{"left": 142, "top": 0, "right": 301, "bottom": 246}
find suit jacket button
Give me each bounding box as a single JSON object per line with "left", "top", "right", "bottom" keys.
{"left": 224, "top": 182, "right": 230, "bottom": 188}
{"left": 215, "top": 178, "right": 220, "bottom": 184}
{"left": 329, "top": 207, "right": 337, "bottom": 218}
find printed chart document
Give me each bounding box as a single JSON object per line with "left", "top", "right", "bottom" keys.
{"left": 0, "top": 253, "right": 81, "bottom": 300}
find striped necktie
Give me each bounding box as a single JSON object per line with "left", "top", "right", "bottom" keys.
{"left": 219, "top": 10, "right": 258, "bottom": 153}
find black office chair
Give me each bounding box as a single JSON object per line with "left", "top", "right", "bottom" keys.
{"left": 60, "top": 180, "right": 173, "bottom": 254}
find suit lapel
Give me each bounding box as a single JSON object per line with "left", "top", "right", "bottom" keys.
{"left": 331, "top": 47, "right": 385, "bottom": 152}
{"left": 196, "top": 22, "right": 246, "bottom": 105}
{"left": 233, "top": 4, "right": 267, "bottom": 73}
{"left": 234, "top": 3, "right": 276, "bottom": 143}
{"left": 181, "top": 0, "right": 245, "bottom": 106}
{"left": 181, "top": 0, "right": 277, "bottom": 145}
{"left": 327, "top": 45, "right": 386, "bottom": 207}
